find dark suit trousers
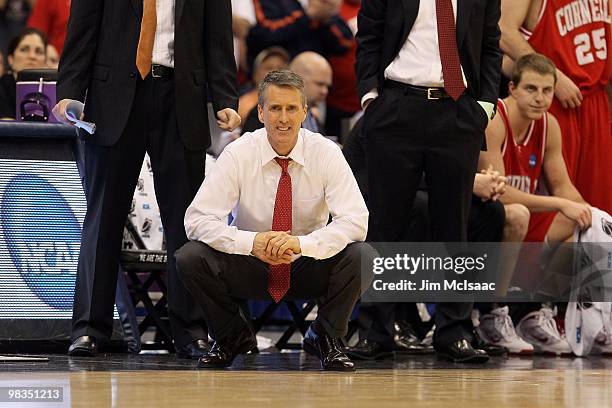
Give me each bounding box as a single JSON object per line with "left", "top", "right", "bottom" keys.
{"left": 363, "top": 85, "right": 488, "bottom": 345}
{"left": 72, "top": 74, "right": 208, "bottom": 347}
{"left": 357, "top": 190, "right": 431, "bottom": 347}
{"left": 175, "top": 241, "right": 376, "bottom": 340}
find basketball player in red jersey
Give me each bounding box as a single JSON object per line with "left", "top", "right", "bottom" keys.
{"left": 482, "top": 54, "right": 592, "bottom": 243}
{"left": 499, "top": 0, "right": 611, "bottom": 214}
{"left": 479, "top": 54, "right": 593, "bottom": 355}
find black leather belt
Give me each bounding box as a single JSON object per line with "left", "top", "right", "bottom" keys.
{"left": 384, "top": 80, "right": 451, "bottom": 100}
{"left": 151, "top": 64, "right": 174, "bottom": 78}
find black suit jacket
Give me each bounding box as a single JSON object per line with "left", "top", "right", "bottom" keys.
{"left": 355, "top": 0, "right": 501, "bottom": 106}
{"left": 57, "top": 0, "right": 238, "bottom": 150}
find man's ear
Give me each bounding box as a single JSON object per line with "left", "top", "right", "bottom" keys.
{"left": 7, "top": 55, "right": 13, "bottom": 68}
{"left": 257, "top": 104, "right": 264, "bottom": 124}
{"left": 508, "top": 81, "right": 517, "bottom": 96}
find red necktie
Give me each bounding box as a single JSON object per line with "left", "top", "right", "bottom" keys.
{"left": 268, "top": 158, "right": 292, "bottom": 303}
{"left": 435, "top": 0, "right": 466, "bottom": 100}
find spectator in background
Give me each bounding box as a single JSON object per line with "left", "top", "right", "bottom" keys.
{"left": 247, "top": 0, "right": 352, "bottom": 69}
{"left": 325, "top": 0, "right": 361, "bottom": 138}
{"left": 46, "top": 44, "right": 59, "bottom": 69}
{"left": 231, "top": 0, "right": 256, "bottom": 85}
{"left": 27, "top": 0, "right": 70, "bottom": 54}
{"left": 0, "top": 27, "right": 47, "bottom": 119}
{"left": 0, "top": 50, "right": 5, "bottom": 77}
{"left": 289, "top": 51, "right": 332, "bottom": 133}
{"left": 238, "top": 46, "right": 290, "bottom": 122}
{"left": 0, "top": 0, "right": 34, "bottom": 53}
{"left": 241, "top": 52, "right": 332, "bottom": 134}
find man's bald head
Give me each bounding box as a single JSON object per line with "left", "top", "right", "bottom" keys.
{"left": 289, "top": 52, "right": 332, "bottom": 106}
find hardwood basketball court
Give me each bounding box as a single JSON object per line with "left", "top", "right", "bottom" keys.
{"left": 1, "top": 352, "right": 611, "bottom": 407}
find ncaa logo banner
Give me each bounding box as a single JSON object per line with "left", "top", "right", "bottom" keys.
{"left": 0, "top": 160, "right": 86, "bottom": 316}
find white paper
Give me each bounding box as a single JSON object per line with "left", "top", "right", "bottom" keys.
{"left": 65, "top": 101, "right": 96, "bottom": 134}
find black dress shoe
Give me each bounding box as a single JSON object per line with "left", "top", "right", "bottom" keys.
{"left": 472, "top": 330, "right": 507, "bottom": 357}
{"left": 435, "top": 339, "right": 490, "bottom": 363}
{"left": 302, "top": 325, "right": 355, "bottom": 371}
{"left": 68, "top": 335, "right": 98, "bottom": 357}
{"left": 176, "top": 339, "right": 211, "bottom": 360}
{"left": 344, "top": 339, "right": 394, "bottom": 360}
{"left": 198, "top": 327, "right": 256, "bottom": 368}
{"left": 394, "top": 321, "right": 434, "bottom": 354}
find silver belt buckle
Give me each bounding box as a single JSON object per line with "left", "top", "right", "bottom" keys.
{"left": 427, "top": 88, "right": 440, "bottom": 100}
{"left": 151, "top": 65, "right": 162, "bottom": 78}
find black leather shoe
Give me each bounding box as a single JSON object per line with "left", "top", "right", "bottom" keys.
{"left": 394, "top": 321, "right": 434, "bottom": 354}
{"left": 435, "top": 339, "right": 490, "bottom": 363}
{"left": 344, "top": 339, "right": 394, "bottom": 360}
{"left": 198, "top": 327, "right": 256, "bottom": 368}
{"left": 176, "top": 339, "right": 211, "bottom": 360}
{"left": 68, "top": 335, "right": 98, "bottom": 357}
{"left": 472, "top": 330, "right": 507, "bottom": 357}
{"left": 303, "top": 325, "right": 355, "bottom": 371}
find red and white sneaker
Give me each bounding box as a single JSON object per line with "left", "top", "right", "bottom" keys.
{"left": 516, "top": 306, "right": 572, "bottom": 355}
{"left": 478, "top": 306, "right": 534, "bottom": 354}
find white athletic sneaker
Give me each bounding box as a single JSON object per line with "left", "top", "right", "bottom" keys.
{"left": 592, "top": 328, "right": 612, "bottom": 355}
{"left": 516, "top": 306, "right": 572, "bottom": 355}
{"left": 478, "top": 306, "right": 534, "bottom": 354}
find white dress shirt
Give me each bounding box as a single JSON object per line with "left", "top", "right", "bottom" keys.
{"left": 361, "top": 0, "right": 494, "bottom": 119}
{"left": 385, "top": 0, "right": 461, "bottom": 88}
{"left": 152, "top": 0, "right": 175, "bottom": 68}
{"left": 185, "top": 128, "right": 369, "bottom": 260}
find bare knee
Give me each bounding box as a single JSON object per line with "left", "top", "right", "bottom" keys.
{"left": 503, "top": 204, "right": 530, "bottom": 242}
{"left": 546, "top": 213, "right": 577, "bottom": 243}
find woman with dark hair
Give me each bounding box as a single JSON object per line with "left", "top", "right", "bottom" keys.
{"left": 0, "top": 27, "right": 47, "bottom": 119}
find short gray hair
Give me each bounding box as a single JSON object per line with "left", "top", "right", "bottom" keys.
{"left": 257, "top": 69, "right": 307, "bottom": 107}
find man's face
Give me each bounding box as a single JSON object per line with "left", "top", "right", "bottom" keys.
{"left": 303, "top": 66, "right": 332, "bottom": 105}
{"left": 258, "top": 85, "right": 307, "bottom": 156}
{"left": 509, "top": 71, "right": 555, "bottom": 121}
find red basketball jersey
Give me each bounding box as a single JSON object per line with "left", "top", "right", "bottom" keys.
{"left": 498, "top": 99, "right": 548, "bottom": 194}
{"left": 522, "top": 0, "right": 610, "bottom": 93}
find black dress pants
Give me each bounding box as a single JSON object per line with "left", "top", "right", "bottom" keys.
{"left": 357, "top": 193, "right": 506, "bottom": 344}
{"left": 362, "top": 83, "right": 488, "bottom": 345}
{"left": 71, "top": 74, "right": 208, "bottom": 347}
{"left": 175, "top": 241, "right": 376, "bottom": 340}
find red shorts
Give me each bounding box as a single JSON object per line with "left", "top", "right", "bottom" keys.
{"left": 524, "top": 211, "right": 557, "bottom": 242}
{"left": 549, "top": 87, "right": 612, "bottom": 214}
{"left": 549, "top": 99, "right": 580, "bottom": 181}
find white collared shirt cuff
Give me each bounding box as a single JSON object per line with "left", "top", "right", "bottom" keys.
{"left": 235, "top": 230, "right": 258, "bottom": 256}
{"left": 297, "top": 235, "right": 317, "bottom": 258}
{"left": 477, "top": 101, "right": 494, "bottom": 120}
{"left": 361, "top": 89, "right": 379, "bottom": 109}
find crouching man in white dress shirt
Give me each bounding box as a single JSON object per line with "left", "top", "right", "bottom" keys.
{"left": 175, "top": 69, "right": 374, "bottom": 371}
